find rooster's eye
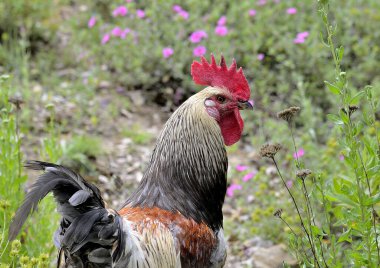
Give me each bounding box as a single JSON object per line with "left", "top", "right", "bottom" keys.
{"left": 216, "top": 95, "right": 226, "bottom": 104}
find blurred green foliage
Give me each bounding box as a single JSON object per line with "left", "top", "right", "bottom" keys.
{"left": 2, "top": 0, "right": 380, "bottom": 109}
{"left": 122, "top": 124, "right": 152, "bottom": 145}
{"left": 59, "top": 135, "right": 103, "bottom": 175}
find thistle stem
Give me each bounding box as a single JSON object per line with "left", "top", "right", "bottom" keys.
{"left": 288, "top": 121, "right": 329, "bottom": 267}
{"left": 272, "top": 157, "right": 321, "bottom": 268}
{"left": 15, "top": 105, "right": 21, "bottom": 179}
{"left": 289, "top": 122, "right": 301, "bottom": 169}
{"left": 278, "top": 215, "right": 309, "bottom": 260}
{"left": 280, "top": 216, "right": 297, "bottom": 237}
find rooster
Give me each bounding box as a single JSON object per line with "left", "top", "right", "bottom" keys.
{"left": 9, "top": 54, "right": 252, "bottom": 268}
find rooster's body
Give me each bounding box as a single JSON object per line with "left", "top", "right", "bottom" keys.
{"left": 9, "top": 55, "right": 252, "bottom": 267}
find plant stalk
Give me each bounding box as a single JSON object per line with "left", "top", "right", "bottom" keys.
{"left": 272, "top": 157, "right": 321, "bottom": 268}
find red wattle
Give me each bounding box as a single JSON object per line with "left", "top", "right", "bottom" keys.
{"left": 219, "top": 109, "right": 244, "bottom": 146}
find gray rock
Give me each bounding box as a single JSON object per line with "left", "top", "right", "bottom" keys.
{"left": 251, "top": 244, "right": 297, "bottom": 268}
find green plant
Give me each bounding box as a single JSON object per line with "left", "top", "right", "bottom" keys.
{"left": 319, "top": 0, "right": 380, "bottom": 265}
{"left": 61, "top": 0, "right": 380, "bottom": 112}
{"left": 0, "top": 74, "right": 28, "bottom": 264}
{"left": 0, "top": 75, "right": 60, "bottom": 265}
{"left": 0, "top": 0, "right": 59, "bottom": 66}
{"left": 261, "top": 1, "right": 380, "bottom": 266}
{"left": 122, "top": 124, "right": 153, "bottom": 145}
{"left": 59, "top": 134, "right": 103, "bottom": 174}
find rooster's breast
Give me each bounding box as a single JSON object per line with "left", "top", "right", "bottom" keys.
{"left": 118, "top": 206, "right": 227, "bottom": 268}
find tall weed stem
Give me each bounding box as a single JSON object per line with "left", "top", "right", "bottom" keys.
{"left": 272, "top": 158, "right": 321, "bottom": 267}
{"left": 288, "top": 121, "right": 328, "bottom": 267}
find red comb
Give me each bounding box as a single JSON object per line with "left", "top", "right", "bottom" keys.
{"left": 191, "top": 54, "right": 250, "bottom": 100}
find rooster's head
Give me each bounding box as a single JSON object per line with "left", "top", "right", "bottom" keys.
{"left": 191, "top": 54, "right": 252, "bottom": 146}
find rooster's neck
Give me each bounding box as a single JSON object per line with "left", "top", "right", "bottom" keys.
{"left": 125, "top": 95, "right": 227, "bottom": 231}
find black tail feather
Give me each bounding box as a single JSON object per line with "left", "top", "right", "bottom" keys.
{"left": 9, "top": 160, "right": 125, "bottom": 266}
{"left": 9, "top": 161, "right": 104, "bottom": 240}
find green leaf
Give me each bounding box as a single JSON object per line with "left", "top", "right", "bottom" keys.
{"left": 337, "top": 228, "right": 352, "bottom": 243}
{"left": 349, "top": 90, "right": 365, "bottom": 105}
{"left": 336, "top": 46, "right": 344, "bottom": 61}
{"left": 367, "top": 165, "right": 380, "bottom": 177}
{"left": 333, "top": 177, "right": 342, "bottom": 194}
{"left": 332, "top": 206, "right": 344, "bottom": 220}
{"left": 326, "top": 191, "right": 358, "bottom": 208}
{"left": 325, "top": 81, "right": 341, "bottom": 95}
{"left": 327, "top": 114, "right": 343, "bottom": 125}
{"left": 340, "top": 109, "right": 349, "bottom": 125}
{"left": 311, "top": 225, "right": 323, "bottom": 236}
{"left": 364, "top": 85, "right": 373, "bottom": 100}
{"left": 364, "top": 192, "right": 380, "bottom": 206}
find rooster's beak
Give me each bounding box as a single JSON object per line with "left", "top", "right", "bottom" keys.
{"left": 238, "top": 100, "right": 253, "bottom": 110}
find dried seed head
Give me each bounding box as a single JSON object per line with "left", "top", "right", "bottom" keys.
{"left": 259, "top": 143, "right": 282, "bottom": 158}
{"left": 273, "top": 209, "right": 283, "bottom": 218}
{"left": 296, "top": 169, "right": 312, "bottom": 180}
{"left": 277, "top": 106, "right": 301, "bottom": 122}
{"left": 348, "top": 105, "right": 359, "bottom": 116}
{"left": 8, "top": 96, "right": 24, "bottom": 110}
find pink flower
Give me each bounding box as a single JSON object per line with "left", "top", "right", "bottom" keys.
{"left": 172, "top": 5, "right": 183, "bottom": 12}
{"left": 217, "top": 16, "right": 227, "bottom": 26}
{"left": 236, "top": 164, "right": 248, "bottom": 172}
{"left": 293, "top": 38, "right": 305, "bottom": 44}
{"left": 293, "top": 31, "right": 309, "bottom": 44}
{"left": 113, "top": 6, "right": 128, "bottom": 17}
{"left": 172, "top": 5, "right": 188, "bottom": 19}
{"left": 120, "top": 28, "right": 131, "bottom": 39}
{"left": 227, "top": 183, "right": 242, "bottom": 197}
{"left": 215, "top": 26, "right": 228, "bottom": 36}
{"left": 339, "top": 154, "right": 345, "bottom": 161}
{"left": 286, "top": 180, "right": 293, "bottom": 188}
{"left": 111, "top": 27, "right": 123, "bottom": 37}
{"left": 101, "top": 34, "right": 110, "bottom": 45}
{"left": 298, "top": 31, "right": 309, "bottom": 38}
{"left": 287, "top": 7, "right": 297, "bottom": 14}
{"left": 293, "top": 148, "right": 305, "bottom": 159}
{"left": 125, "top": 0, "right": 133, "bottom": 2}
{"left": 136, "top": 9, "right": 145, "bottom": 18}
{"left": 178, "top": 10, "right": 189, "bottom": 20}
{"left": 257, "top": 0, "right": 267, "bottom": 6}
{"left": 249, "top": 9, "right": 257, "bottom": 16}
{"left": 189, "top": 30, "right": 208, "bottom": 43}
{"left": 242, "top": 172, "right": 256, "bottom": 182}
{"left": 193, "top": 46, "right": 206, "bottom": 57}
{"left": 88, "top": 16, "right": 96, "bottom": 28}
{"left": 162, "top": 47, "right": 174, "bottom": 58}
{"left": 257, "top": 53, "right": 265, "bottom": 61}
